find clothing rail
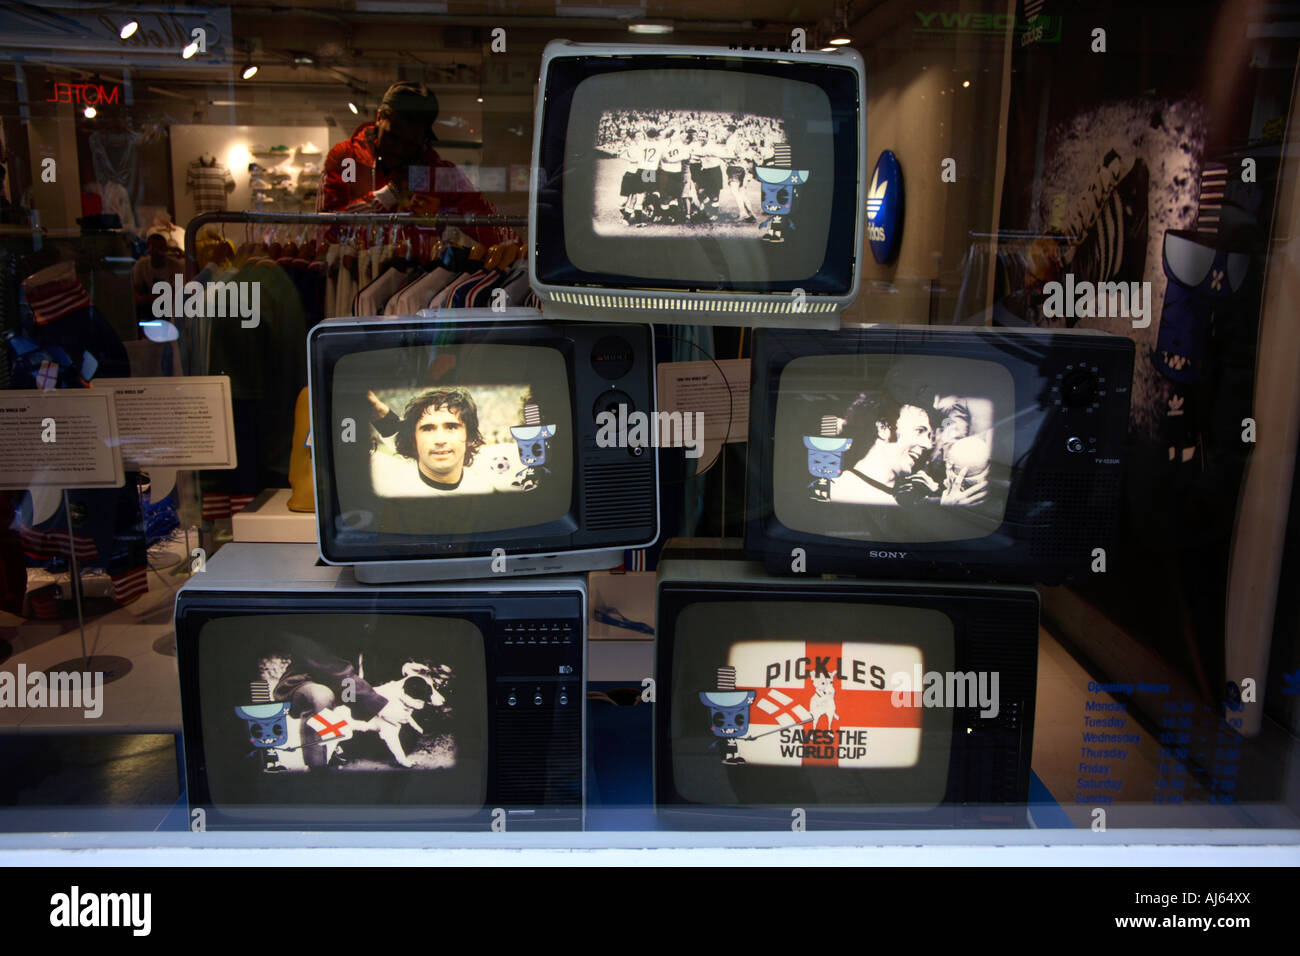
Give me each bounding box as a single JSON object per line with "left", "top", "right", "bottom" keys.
{"left": 184, "top": 210, "right": 528, "bottom": 274}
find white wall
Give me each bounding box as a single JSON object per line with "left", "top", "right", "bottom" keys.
{"left": 168, "top": 124, "right": 329, "bottom": 228}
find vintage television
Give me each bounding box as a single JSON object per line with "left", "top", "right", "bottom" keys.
{"left": 309, "top": 312, "right": 658, "bottom": 582}
{"left": 530, "top": 41, "right": 866, "bottom": 327}
{"left": 745, "top": 325, "right": 1135, "bottom": 583}
{"left": 655, "top": 559, "right": 1039, "bottom": 829}
{"left": 176, "top": 543, "right": 584, "bottom": 830}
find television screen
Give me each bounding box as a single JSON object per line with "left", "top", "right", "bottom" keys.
{"left": 177, "top": 544, "right": 588, "bottom": 829}
{"left": 746, "top": 326, "right": 1135, "bottom": 582}
{"left": 331, "top": 343, "right": 573, "bottom": 536}
{"left": 772, "top": 353, "right": 1016, "bottom": 543}
{"left": 669, "top": 600, "right": 954, "bottom": 807}
{"left": 532, "top": 43, "right": 865, "bottom": 324}
{"left": 197, "top": 612, "right": 488, "bottom": 818}
{"left": 310, "top": 317, "right": 658, "bottom": 578}
{"left": 655, "top": 561, "right": 1041, "bottom": 829}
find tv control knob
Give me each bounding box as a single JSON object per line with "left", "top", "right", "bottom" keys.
{"left": 533, "top": 692, "right": 544, "bottom": 706}
{"left": 1061, "top": 369, "right": 1097, "bottom": 407}
{"left": 507, "top": 694, "right": 518, "bottom": 707}
{"left": 1067, "top": 436, "right": 1085, "bottom": 454}
{"left": 559, "top": 692, "right": 569, "bottom": 706}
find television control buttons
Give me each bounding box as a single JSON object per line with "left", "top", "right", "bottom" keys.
{"left": 501, "top": 621, "right": 575, "bottom": 645}
{"left": 507, "top": 693, "right": 518, "bottom": 707}
{"left": 594, "top": 389, "right": 635, "bottom": 426}
{"left": 533, "top": 689, "right": 544, "bottom": 706}
{"left": 1053, "top": 364, "right": 1105, "bottom": 412}
{"left": 1067, "top": 437, "right": 1085, "bottom": 453}
{"left": 1061, "top": 368, "right": 1098, "bottom": 406}
{"left": 559, "top": 689, "right": 569, "bottom": 706}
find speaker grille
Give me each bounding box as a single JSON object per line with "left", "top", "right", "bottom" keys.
{"left": 583, "top": 458, "right": 656, "bottom": 531}
{"left": 493, "top": 704, "right": 581, "bottom": 805}
{"left": 1019, "top": 473, "right": 1121, "bottom": 558}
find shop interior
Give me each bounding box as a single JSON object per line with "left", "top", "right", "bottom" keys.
{"left": 0, "top": 0, "right": 1296, "bottom": 840}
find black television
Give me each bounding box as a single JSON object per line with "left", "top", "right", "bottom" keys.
{"left": 745, "top": 325, "right": 1135, "bottom": 583}
{"left": 530, "top": 41, "right": 866, "bottom": 327}
{"left": 175, "top": 543, "right": 585, "bottom": 830}
{"left": 654, "top": 559, "right": 1039, "bottom": 829}
{"left": 308, "top": 313, "right": 658, "bottom": 582}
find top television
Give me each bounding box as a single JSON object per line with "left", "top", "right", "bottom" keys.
{"left": 530, "top": 41, "right": 866, "bottom": 328}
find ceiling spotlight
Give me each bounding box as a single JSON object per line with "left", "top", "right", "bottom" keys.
{"left": 828, "top": 0, "right": 852, "bottom": 46}
{"left": 83, "top": 105, "right": 96, "bottom": 118}
{"left": 348, "top": 101, "right": 359, "bottom": 114}
{"left": 628, "top": 22, "right": 673, "bottom": 34}
{"left": 962, "top": 80, "right": 971, "bottom": 88}
{"left": 119, "top": 21, "right": 138, "bottom": 39}
{"left": 182, "top": 40, "right": 199, "bottom": 59}
{"left": 476, "top": 96, "right": 483, "bottom": 103}
{"left": 242, "top": 63, "right": 258, "bottom": 80}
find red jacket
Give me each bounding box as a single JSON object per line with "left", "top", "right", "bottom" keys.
{"left": 318, "top": 122, "right": 516, "bottom": 247}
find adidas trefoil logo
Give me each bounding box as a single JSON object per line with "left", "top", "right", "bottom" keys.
{"left": 867, "top": 170, "right": 888, "bottom": 241}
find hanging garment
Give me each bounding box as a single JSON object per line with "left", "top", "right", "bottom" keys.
{"left": 186, "top": 155, "right": 236, "bottom": 214}
{"left": 385, "top": 265, "right": 456, "bottom": 315}
{"left": 355, "top": 262, "right": 414, "bottom": 316}
{"left": 324, "top": 243, "right": 341, "bottom": 319}
{"left": 89, "top": 128, "right": 143, "bottom": 231}
{"left": 335, "top": 243, "right": 358, "bottom": 317}
{"left": 98, "top": 181, "right": 137, "bottom": 234}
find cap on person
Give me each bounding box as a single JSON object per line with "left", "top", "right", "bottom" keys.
{"left": 380, "top": 81, "right": 440, "bottom": 138}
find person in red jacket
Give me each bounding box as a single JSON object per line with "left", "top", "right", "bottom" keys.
{"left": 318, "top": 81, "right": 515, "bottom": 247}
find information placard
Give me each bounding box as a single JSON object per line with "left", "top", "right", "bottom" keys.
{"left": 0, "top": 390, "right": 124, "bottom": 489}
{"left": 96, "top": 376, "right": 237, "bottom": 470}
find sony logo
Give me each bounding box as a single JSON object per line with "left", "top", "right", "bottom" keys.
{"left": 869, "top": 550, "right": 908, "bottom": 559}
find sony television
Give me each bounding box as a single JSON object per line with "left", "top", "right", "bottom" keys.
{"left": 530, "top": 41, "right": 866, "bottom": 327}
{"left": 176, "top": 543, "right": 584, "bottom": 830}
{"left": 309, "top": 312, "right": 658, "bottom": 582}
{"left": 746, "top": 325, "right": 1135, "bottom": 583}
{"left": 655, "top": 559, "right": 1039, "bottom": 829}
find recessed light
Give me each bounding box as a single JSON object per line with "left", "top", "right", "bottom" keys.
{"left": 182, "top": 40, "right": 199, "bottom": 59}
{"left": 348, "top": 101, "right": 359, "bottom": 114}
{"left": 83, "top": 105, "right": 96, "bottom": 118}
{"left": 476, "top": 96, "right": 483, "bottom": 103}
{"left": 242, "top": 63, "right": 258, "bottom": 80}
{"left": 829, "top": 36, "right": 851, "bottom": 46}
{"left": 962, "top": 80, "right": 971, "bottom": 88}
{"left": 119, "top": 21, "right": 138, "bottom": 40}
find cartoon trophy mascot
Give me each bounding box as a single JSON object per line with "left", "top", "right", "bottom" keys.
{"left": 510, "top": 401, "right": 556, "bottom": 492}
{"left": 755, "top": 143, "right": 809, "bottom": 244}
{"left": 804, "top": 415, "right": 852, "bottom": 502}
{"left": 699, "top": 666, "right": 756, "bottom": 766}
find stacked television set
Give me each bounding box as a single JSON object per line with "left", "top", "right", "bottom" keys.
{"left": 175, "top": 39, "right": 1136, "bottom": 832}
